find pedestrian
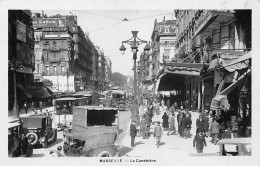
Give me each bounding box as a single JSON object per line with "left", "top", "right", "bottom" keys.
{"left": 196, "top": 115, "right": 204, "bottom": 134}
{"left": 145, "top": 113, "right": 152, "bottom": 138}
{"left": 174, "top": 101, "right": 178, "bottom": 111}
{"left": 20, "top": 134, "right": 28, "bottom": 155}
{"left": 183, "top": 113, "right": 192, "bottom": 139}
{"left": 209, "top": 118, "right": 220, "bottom": 145}
{"left": 168, "top": 112, "right": 176, "bottom": 135}
{"left": 31, "top": 101, "right": 35, "bottom": 111}
{"left": 140, "top": 115, "right": 148, "bottom": 139}
{"left": 130, "top": 121, "right": 138, "bottom": 148}
{"left": 203, "top": 110, "right": 210, "bottom": 137}
{"left": 23, "top": 102, "right": 28, "bottom": 114}
{"left": 162, "top": 112, "right": 169, "bottom": 130}
{"left": 154, "top": 121, "right": 163, "bottom": 148}
{"left": 139, "top": 102, "right": 147, "bottom": 118}
{"left": 154, "top": 100, "right": 160, "bottom": 115}
{"left": 193, "top": 130, "right": 207, "bottom": 153}
{"left": 180, "top": 113, "right": 186, "bottom": 138}
{"left": 130, "top": 99, "right": 139, "bottom": 125}
{"left": 177, "top": 111, "right": 182, "bottom": 136}
{"left": 160, "top": 101, "right": 167, "bottom": 116}
{"left": 39, "top": 101, "right": 43, "bottom": 113}
{"left": 166, "top": 99, "right": 171, "bottom": 110}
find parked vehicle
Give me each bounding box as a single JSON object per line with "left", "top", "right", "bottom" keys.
{"left": 53, "top": 97, "right": 89, "bottom": 129}
{"left": 190, "top": 137, "right": 251, "bottom": 156}
{"left": 63, "top": 106, "right": 119, "bottom": 157}
{"left": 21, "top": 115, "right": 57, "bottom": 148}
{"left": 111, "top": 90, "right": 127, "bottom": 111}
{"left": 8, "top": 120, "right": 33, "bottom": 157}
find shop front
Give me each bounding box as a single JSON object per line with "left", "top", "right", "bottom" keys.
{"left": 210, "top": 51, "right": 251, "bottom": 138}
{"left": 156, "top": 62, "right": 207, "bottom": 111}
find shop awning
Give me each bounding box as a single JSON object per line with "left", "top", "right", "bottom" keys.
{"left": 224, "top": 51, "right": 251, "bottom": 72}
{"left": 210, "top": 94, "right": 229, "bottom": 110}
{"left": 157, "top": 62, "right": 206, "bottom": 78}
{"left": 46, "top": 86, "right": 62, "bottom": 94}
{"left": 208, "top": 50, "right": 245, "bottom": 71}
{"left": 22, "top": 84, "right": 52, "bottom": 99}
{"left": 194, "top": 11, "right": 234, "bottom": 37}
{"left": 17, "top": 84, "right": 32, "bottom": 98}
{"left": 219, "top": 69, "right": 251, "bottom": 95}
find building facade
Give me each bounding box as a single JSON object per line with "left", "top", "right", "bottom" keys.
{"left": 33, "top": 14, "right": 94, "bottom": 93}
{"left": 173, "top": 9, "right": 251, "bottom": 137}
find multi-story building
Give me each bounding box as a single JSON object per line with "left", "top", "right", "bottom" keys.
{"left": 95, "top": 46, "right": 106, "bottom": 92}
{"left": 105, "top": 56, "right": 112, "bottom": 89}
{"left": 33, "top": 14, "right": 75, "bottom": 93}
{"left": 33, "top": 14, "right": 93, "bottom": 93}
{"left": 156, "top": 9, "right": 251, "bottom": 137}
{"left": 8, "top": 10, "right": 52, "bottom": 118}
{"left": 148, "top": 17, "right": 176, "bottom": 94}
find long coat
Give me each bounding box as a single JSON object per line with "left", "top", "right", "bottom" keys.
{"left": 203, "top": 117, "right": 209, "bottom": 130}
{"left": 130, "top": 124, "right": 138, "bottom": 137}
{"left": 209, "top": 121, "right": 220, "bottom": 134}
{"left": 196, "top": 119, "right": 204, "bottom": 130}
{"left": 162, "top": 114, "right": 169, "bottom": 128}
{"left": 193, "top": 133, "right": 207, "bottom": 148}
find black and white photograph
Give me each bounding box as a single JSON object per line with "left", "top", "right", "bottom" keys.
{"left": 1, "top": 0, "right": 260, "bottom": 166}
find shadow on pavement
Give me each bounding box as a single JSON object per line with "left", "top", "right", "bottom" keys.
{"left": 134, "top": 141, "right": 144, "bottom": 146}
{"left": 159, "top": 142, "right": 165, "bottom": 146}
{"left": 119, "top": 146, "right": 133, "bottom": 156}
{"left": 50, "top": 138, "right": 63, "bottom": 147}
{"left": 32, "top": 154, "right": 45, "bottom": 157}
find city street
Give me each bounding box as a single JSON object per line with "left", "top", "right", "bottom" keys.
{"left": 120, "top": 111, "right": 219, "bottom": 158}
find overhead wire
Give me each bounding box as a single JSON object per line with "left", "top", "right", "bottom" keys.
{"left": 73, "top": 10, "right": 175, "bottom": 33}
{"left": 73, "top": 10, "right": 122, "bottom": 21}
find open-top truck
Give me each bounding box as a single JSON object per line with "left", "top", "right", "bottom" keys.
{"left": 62, "top": 106, "right": 119, "bottom": 157}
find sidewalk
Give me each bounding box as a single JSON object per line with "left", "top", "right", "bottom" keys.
{"left": 120, "top": 111, "right": 219, "bottom": 158}
{"left": 8, "top": 106, "right": 55, "bottom": 122}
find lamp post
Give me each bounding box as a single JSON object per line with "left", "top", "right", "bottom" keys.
{"left": 9, "top": 60, "right": 23, "bottom": 120}
{"left": 119, "top": 31, "right": 150, "bottom": 121}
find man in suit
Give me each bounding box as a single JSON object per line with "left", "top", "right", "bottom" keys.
{"left": 193, "top": 130, "right": 207, "bottom": 153}
{"left": 209, "top": 118, "right": 220, "bottom": 145}
{"left": 130, "top": 121, "right": 138, "bottom": 148}
{"left": 196, "top": 115, "right": 204, "bottom": 134}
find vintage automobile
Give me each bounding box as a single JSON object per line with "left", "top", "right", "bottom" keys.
{"left": 111, "top": 90, "right": 127, "bottom": 111}
{"left": 21, "top": 115, "right": 57, "bottom": 148}
{"left": 8, "top": 120, "right": 33, "bottom": 157}
{"left": 63, "top": 106, "right": 119, "bottom": 157}
{"left": 191, "top": 137, "right": 251, "bottom": 156}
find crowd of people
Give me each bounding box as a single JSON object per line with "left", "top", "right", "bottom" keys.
{"left": 129, "top": 96, "right": 228, "bottom": 153}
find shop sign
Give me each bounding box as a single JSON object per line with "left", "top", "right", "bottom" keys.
{"left": 33, "top": 18, "right": 66, "bottom": 28}
{"left": 26, "top": 26, "right": 34, "bottom": 46}
{"left": 42, "top": 27, "right": 68, "bottom": 32}
{"left": 16, "top": 20, "right": 26, "bottom": 43}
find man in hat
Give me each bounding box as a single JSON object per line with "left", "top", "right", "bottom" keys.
{"left": 140, "top": 114, "right": 148, "bottom": 139}
{"left": 130, "top": 121, "right": 138, "bottom": 148}
{"left": 193, "top": 129, "right": 207, "bottom": 153}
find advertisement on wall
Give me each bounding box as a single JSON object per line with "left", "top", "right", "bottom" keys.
{"left": 33, "top": 18, "right": 66, "bottom": 28}
{"left": 16, "top": 20, "right": 26, "bottom": 43}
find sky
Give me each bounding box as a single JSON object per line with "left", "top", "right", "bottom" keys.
{"left": 32, "top": 10, "right": 175, "bottom": 76}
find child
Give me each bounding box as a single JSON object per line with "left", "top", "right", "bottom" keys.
{"left": 154, "top": 121, "right": 163, "bottom": 148}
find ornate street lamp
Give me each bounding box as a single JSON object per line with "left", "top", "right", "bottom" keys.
{"left": 9, "top": 60, "right": 24, "bottom": 120}
{"left": 119, "top": 31, "right": 150, "bottom": 121}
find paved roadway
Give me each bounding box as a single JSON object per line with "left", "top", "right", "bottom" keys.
{"left": 31, "top": 109, "right": 131, "bottom": 157}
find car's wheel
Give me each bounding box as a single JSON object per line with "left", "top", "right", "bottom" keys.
{"left": 26, "top": 132, "right": 38, "bottom": 145}
{"left": 91, "top": 147, "right": 116, "bottom": 157}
